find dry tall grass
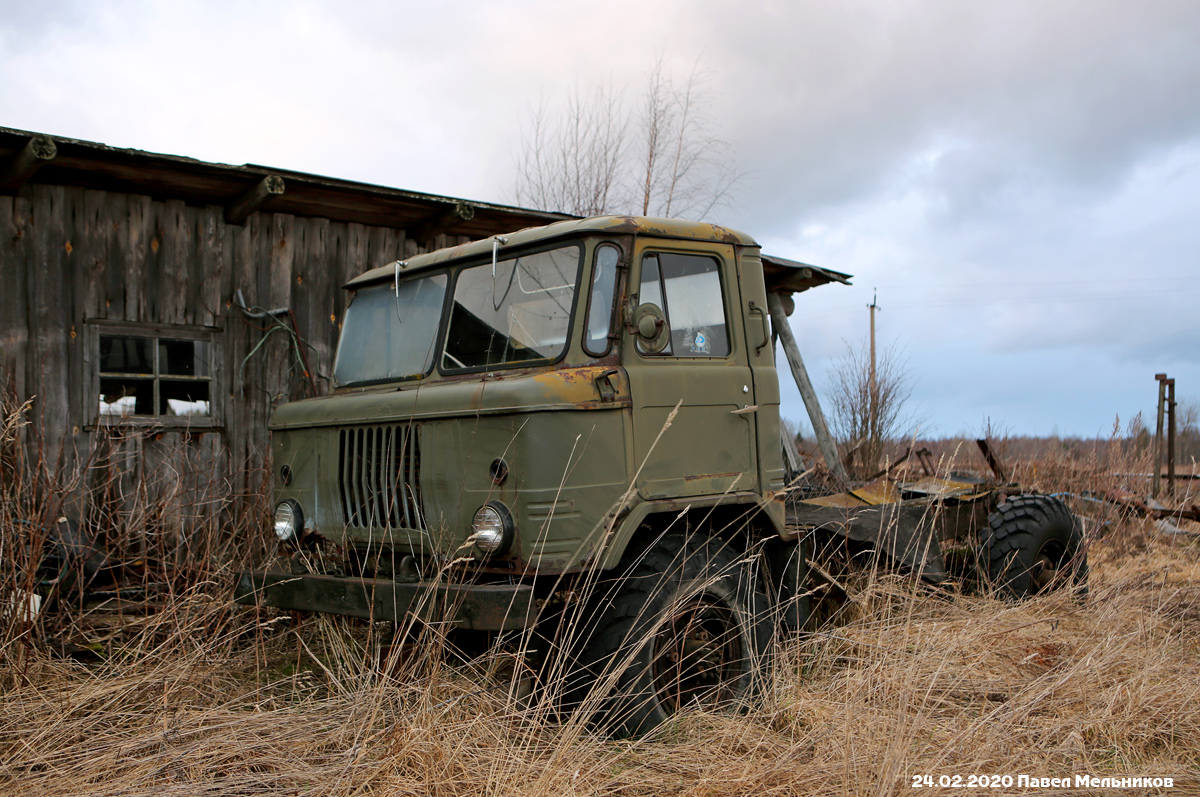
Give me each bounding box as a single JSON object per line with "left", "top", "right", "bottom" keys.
{"left": 3, "top": 400, "right": 1199, "bottom": 795}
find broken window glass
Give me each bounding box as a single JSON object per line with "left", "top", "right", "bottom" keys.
{"left": 98, "top": 333, "right": 213, "bottom": 419}
{"left": 442, "top": 245, "right": 581, "bottom": 371}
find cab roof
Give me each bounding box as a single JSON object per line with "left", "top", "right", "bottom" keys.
{"left": 345, "top": 215, "right": 759, "bottom": 288}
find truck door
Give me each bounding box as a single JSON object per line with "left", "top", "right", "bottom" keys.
{"left": 624, "top": 241, "right": 758, "bottom": 501}
{"left": 735, "top": 252, "right": 787, "bottom": 497}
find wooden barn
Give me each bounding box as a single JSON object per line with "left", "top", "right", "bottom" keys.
{"left": 0, "top": 126, "right": 565, "bottom": 540}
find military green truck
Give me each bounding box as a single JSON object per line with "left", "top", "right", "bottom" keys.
{"left": 235, "top": 215, "right": 1086, "bottom": 734}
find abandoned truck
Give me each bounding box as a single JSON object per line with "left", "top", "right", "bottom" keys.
{"left": 235, "top": 215, "right": 1087, "bottom": 734}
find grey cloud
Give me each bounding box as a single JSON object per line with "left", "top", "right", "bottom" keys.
{"left": 690, "top": 1, "right": 1200, "bottom": 234}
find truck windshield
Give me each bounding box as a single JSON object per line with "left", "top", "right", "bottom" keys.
{"left": 333, "top": 274, "right": 448, "bottom": 386}
{"left": 442, "top": 245, "right": 581, "bottom": 371}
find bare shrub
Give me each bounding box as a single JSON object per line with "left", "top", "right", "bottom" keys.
{"left": 827, "top": 339, "right": 914, "bottom": 478}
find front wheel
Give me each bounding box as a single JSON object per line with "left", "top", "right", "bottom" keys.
{"left": 572, "top": 534, "right": 772, "bottom": 736}
{"left": 979, "top": 495, "right": 1087, "bottom": 599}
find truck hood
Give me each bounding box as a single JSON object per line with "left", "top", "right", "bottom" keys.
{"left": 270, "top": 366, "right": 629, "bottom": 430}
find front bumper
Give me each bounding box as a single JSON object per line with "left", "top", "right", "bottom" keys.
{"left": 234, "top": 570, "right": 536, "bottom": 630}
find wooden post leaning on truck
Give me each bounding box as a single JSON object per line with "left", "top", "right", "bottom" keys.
{"left": 766, "top": 290, "right": 849, "bottom": 484}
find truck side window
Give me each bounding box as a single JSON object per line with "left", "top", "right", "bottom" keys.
{"left": 584, "top": 244, "right": 620, "bottom": 356}
{"left": 639, "top": 252, "right": 729, "bottom": 357}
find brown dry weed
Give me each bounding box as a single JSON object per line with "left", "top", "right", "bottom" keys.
{"left": 2, "top": 519, "right": 1197, "bottom": 795}
{"left": 3, "top": 388, "right": 1198, "bottom": 795}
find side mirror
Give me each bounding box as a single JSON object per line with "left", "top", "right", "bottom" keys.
{"left": 632, "top": 303, "right": 669, "bottom": 354}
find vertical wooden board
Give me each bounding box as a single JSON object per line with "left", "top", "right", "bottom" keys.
{"left": 314, "top": 217, "right": 339, "bottom": 390}
{"left": 190, "top": 209, "right": 231, "bottom": 532}
{"left": 105, "top": 192, "right": 129, "bottom": 318}
{"left": 193, "top": 429, "right": 229, "bottom": 539}
{"left": 289, "top": 218, "right": 313, "bottom": 392}
{"left": 214, "top": 212, "right": 236, "bottom": 439}
{"left": 267, "top": 213, "right": 294, "bottom": 335}
{"left": 339, "top": 221, "right": 370, "bottom": 384}
{"left": 125, "top": 194, "right": 151, "bottom": 321}
{"left": 78, "top": 188, "right": 111, "bottom": 322}
{"left": 364, "top": 224, "right": 390, "bottom": 276}
{"left": 196, "top": 205, "right": 224, "bottom": 328}
{"left": 293, "top": 216, "right": 334, "bottom": 393}
{"left": 73, "top": 190, "right": 105, "bottom": 433}
{"left": 61, "top": 187, "right": 88, "bottom": 437}
{"left": 27, "top": 185, "right": 72, "bottom": 451}
{"left": 158, "top": 199, "right": 189, "bottom": 325}
{"left": 251, "top": 207, "right": 282, "bottom": 440}
{"left": 273, "top": 213, "right": 300, "bottom": 402}
{"left": 141, "top": 198, "right": 164, "bottom": 321}
{"left": 0, "top": 194, "right": 30, "bottom": 397}
{"left": 346, "top": 222, "right": 368, "bottom": 283}
{"left": 382, "top": 227, "right": 404, "bottom": 276}
{"left": 328, "top": 222, "right": 351, "bottom": 375}
{"left": 248, "top": 212, "right": 277, "bottom": 475}
{"left": 330, "top": 221, "right": 352, "bottom": 290}
{"left": 225, "top": 216, "right": 256, "bottom": 488}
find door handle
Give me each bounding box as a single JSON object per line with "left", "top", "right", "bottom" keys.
{"left": 749, "top": 301, "right": 770, "bottom": 355}
{"left": 594, "top": 369, "right": 620, "bottom": 402}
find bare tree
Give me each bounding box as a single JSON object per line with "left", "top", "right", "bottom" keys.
{"left": 827, "top": 340, "right": 914, "bottom": 478}
{"left": 513, "top": 60, "right": 741, "bottom": 219}
{"left": 513, "top": 84, "right": 627, "bottom": 217}
{"left": 635, "top": 59, "right": 740, "bottom": 219}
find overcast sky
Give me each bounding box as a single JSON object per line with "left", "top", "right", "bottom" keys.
{"left": 2, "top": 0, "right": 1197, "bottom": 439}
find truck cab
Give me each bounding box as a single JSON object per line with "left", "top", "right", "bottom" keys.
{"left": 237, "top": 216, "right": 815, "bottom": 734}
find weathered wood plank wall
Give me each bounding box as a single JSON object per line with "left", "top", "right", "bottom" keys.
{"left": 0, "top": 182, "right": 467, "bottom": 533}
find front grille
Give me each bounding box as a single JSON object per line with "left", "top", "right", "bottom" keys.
{"left": 338, "top": 425, "right": 423, "bottom": 530}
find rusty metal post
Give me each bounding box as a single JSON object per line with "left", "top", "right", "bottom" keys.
{"left": 1153, "top": 373, "right": 1167, "bottom": 498}
{"left": 1167, "top": 378, "right": 1177, "bottom": 497}
{"left": 976, "top": 438, "right": 1008, "bottom": 482}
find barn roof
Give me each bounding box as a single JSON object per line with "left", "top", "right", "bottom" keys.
{"left": 0, "top": 126, "right": 568, "bottom": 244}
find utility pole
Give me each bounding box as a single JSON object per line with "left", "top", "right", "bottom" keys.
{"left": 868, "top": 290, "right": 880, "bottom": 468}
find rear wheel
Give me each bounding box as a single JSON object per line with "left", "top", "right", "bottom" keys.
{"left": 572, "top": 534, "right": 772, "bottom": 736}
{"left": 979, "top": 495, "right": 1087, "bottom": 599}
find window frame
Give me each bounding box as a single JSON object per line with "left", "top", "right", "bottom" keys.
{"left": 332, "top": 269, "right": 452, "bottom": 389}
{"left": 635, "top": 250, "right": 733, "bottom": 360}
{"left": 86, "top": 320, "right": 223, "bottom": 430}
{"left": 582, "top": 242, "right": 623, "bottom": 358}
{"left": 437, "top": 240, "right": 585, "bottom": 376}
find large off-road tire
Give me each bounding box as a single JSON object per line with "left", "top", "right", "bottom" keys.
{"left": 979, "top": 495, "right": 1087, "bottom": 599}
{"left": 572, "top": 534, "right": 772, "bottom": 736}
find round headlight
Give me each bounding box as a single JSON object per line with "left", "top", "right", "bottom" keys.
{"left": 273, "top": 500, "right": 303, "bottom": 543}
{"left": 470, "top": 502, "right": 513, "bottom": 557}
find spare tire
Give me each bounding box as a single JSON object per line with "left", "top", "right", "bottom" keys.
{"left": 979, "top": 495, "right": 1087, "bottom": 599}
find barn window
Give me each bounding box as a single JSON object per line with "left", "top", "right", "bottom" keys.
{"left": 94, "top": 326, "right": 216, "bottom": 423}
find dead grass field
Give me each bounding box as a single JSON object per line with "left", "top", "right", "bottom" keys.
{"left": 3, "top": 397, "right": 1199, "bottom": 795}
{"left": 2, "top": 513, "right": 1197, "bottom": 795}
